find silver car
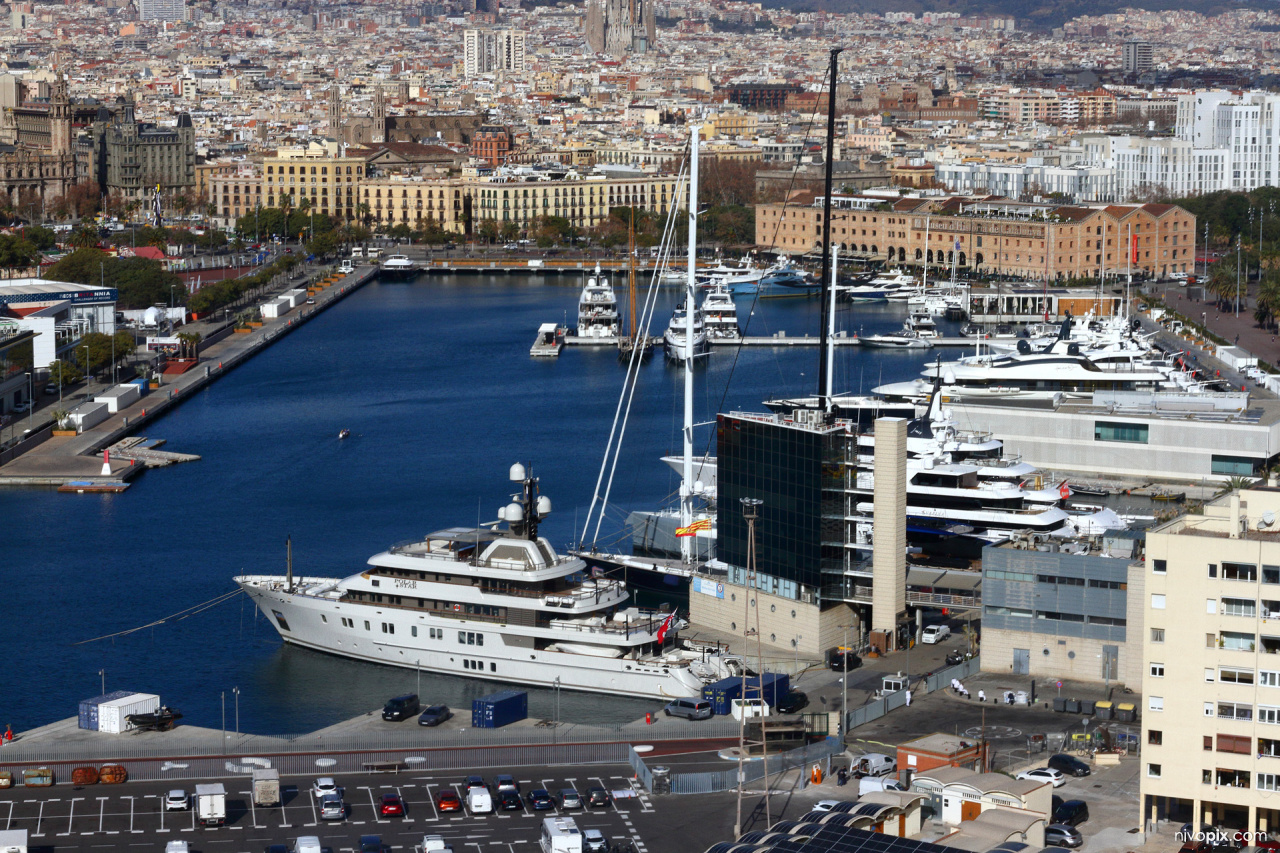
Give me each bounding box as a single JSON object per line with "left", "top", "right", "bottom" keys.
{"left": 319, "top": 793, "right": 345, "bottom": 821}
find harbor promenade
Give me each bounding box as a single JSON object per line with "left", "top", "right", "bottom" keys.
{"left": 0, "top": 263, "right": 379, "bottom": 487}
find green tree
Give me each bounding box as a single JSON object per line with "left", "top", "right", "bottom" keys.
{"left": 23, "top": 225, "right": 56, "bottom": 251}
{"left": 306, "top": 230, "right": 339, "bottom": 258}
{"left": 389, "top": 223, "right": 413, "bottom": 242}
{"left": 45, "top": 248, "right": 112, "bottom": 285}
{"left": 477, "top": 220, "right": 499, "bottom": 244}
{"left": 176, "top": 331, "right": 201, "bottom": 360}
{"left": 0, "top": 234, "right": 38, "bottom": 277}
{"left": 111, "top": 258, "right": 184, "bottom": 310}
{"left": 499, "top": 222, "right": 520, "bottom": 242}
{"left": 69, "top": 226, "right": 100, "bottom": 249}
{"left": 47, "top": 358, "right": 82, "bottom": 388}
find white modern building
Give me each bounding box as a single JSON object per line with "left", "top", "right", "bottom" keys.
{"left": 935, "top": 159, "right": 1117, "bottom": 202}
{"left": 137, "top": 0, "right": 185, "bottom": 22}
{"left": 1176, "top": 91, "right": 1280, "bottom": 191}
{"left": 462, "top": 28, "right": 526, "bottom": 78}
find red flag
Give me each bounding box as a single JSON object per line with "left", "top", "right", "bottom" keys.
{"left": 656, "top": 613, "right": 675, "bottom": 644}
{"left": 1131, "top": 233, "right": 1138, "bottom": 264}
{"left": 1059, "top": 481, "right": 1070, "bottom": 500}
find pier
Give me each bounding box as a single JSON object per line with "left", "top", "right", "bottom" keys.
{"left": 0, "top": 263, "right": 379, "bottom": 489}
{"left": 559, "top": 332, "right": 981, "bottom": 348}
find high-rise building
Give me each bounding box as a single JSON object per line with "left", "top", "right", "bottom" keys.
{"left": 474, "top": 0, "right": 499, "bottom": 15}
{"left": 137, "top": 0, "right": 185, "bottom": 23}
{"left": 462, "top": 28, "right": 525, "bottom": 78}
{"left": 584, "top": 0, "right": 656, "bottom": 57}
{"left": 1122, "top": 41, "right": 1153, "bottom": 74}
{"left": 1140, "top": 485, "right": 1280, "bottom": 837}
{"left": 1176, "top": 90, "right": 1280, "bottom": 191}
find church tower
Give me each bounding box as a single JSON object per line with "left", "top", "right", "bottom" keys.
{"left": 50, "top": 69, "right": 71, "bottom": 156}
{"left": 327, "top": 85, "right": 340, "bottom": 138}
{"left": 372, "top": 86, "right": 386, "bottom": 143}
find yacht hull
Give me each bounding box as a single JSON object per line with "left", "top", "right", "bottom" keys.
{"left": 236, "top": 577, "right": 708, "bottom": 700}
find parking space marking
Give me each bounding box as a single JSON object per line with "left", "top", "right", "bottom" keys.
{"left": 361, "top": 786, "right": 385, "bottom": 824}
{"left": 28, "top": 799, "right": 44, "bottom": 837}
{"left": 424, "top": 783, "right": 440, "bottom": 821}
{"left": 2, "top": 800, "right": 12, "bottom": 830}
{"left": 97, "top": 796, "right": 107, "bottom": 833}
{"left": 247, "top": 786, "right": 261, "bottom": 829}
{"left": 58, "top": 796, "right": 82, "bottom": 836}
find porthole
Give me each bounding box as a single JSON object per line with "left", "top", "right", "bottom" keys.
{"left": 770, "top": 604, "right": 776, "bottom": 613}
{"left": 731, "top": 622, "right": 737, "bottom": 631}
{"left": 791, "top": 610, "right": 797, "bottom": 618}
{"left": 731, "top": 593, "right": 736, "bottom": 602}
{"left": 750, "top": 598, "right": 756, "bottom": 608}
{"left": 770, "top": 633, "right": 776, "bottom": 642}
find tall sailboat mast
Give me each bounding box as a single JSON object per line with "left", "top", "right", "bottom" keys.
{"left": 816, "top": 48, "right": 841, "bottom": 413}
{"left": 680, "top": 128, "right": 700, "bottom": 564}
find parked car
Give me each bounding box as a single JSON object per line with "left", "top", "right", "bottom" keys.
{"left": 921, "top": 624, "right": 951, "bottom": 644}
{"left": 497, "top": 789, "right": 522, "bottom": 811}
{"left": 558, "top": 788, "right": 582, "bottom": 810}
{"left": 359, "top": 836, "right": 388, "bottom": 853}
{"left": 494, "top": 774, "right": 518, "bottom": 793}
{"left": 312, "top": 777, "right": 340, "bottom": 798}
{"left": 587, "top": 786, "right": 611, "bottom": 808}
{"left": 382, "top": 694, "right": 420, "bottom": 721}
{"left": 775, "top": 690, "right": 809, "bottom": 714}
{"left": 1015, "top": 767, "right": 1066, "bottom": 788}
{"left": 264, "top": 845, "right": 290, "bottom": 853}
{"left": 1045, "top": 824, "right": 1083, "bottom": 848}
{"left": 1047, "top": 754, "right": 1092, "bottom": 778}
{"left": 527, "top": 788, "right": 554, "bottom": 810}
{"left": 164, "top": 790, "right": 189, "bottom": 811}
{"left": 463, "top": 775, "right": 487, "bottom": 792}
{"left": 826, "top": 647, "right": 862, "bottom": 671}
{"left": 1051, "top": 797, "right": 1090, "bottom": 827}
{"left": 11, "top": 401, "right": 30, "bottom": 413}
{"left": 584, "top": 829, "right": 608, "bottom": 852}
{"left": 663, "top": 697, "right": 712, "bottom": 720}
{"left": 318, "top": 794, "right": 345, "bottom": 820}
{"left": 945, "top": 650, "right": 967, "bottom": 666}
{"left": 379, "top": 793, "right": 405, "bottom": 816}
{"left": 435, "top": 790, "right": 462, "bottom": 812}
{"left": 418, "top": 705, "right": 451, "bottom": 727}
{"left": 42, "top": 383, "right": 58, "bottom": 395}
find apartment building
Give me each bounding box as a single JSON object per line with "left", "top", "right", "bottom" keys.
{"left": 935, "top": 160, "right": 1117, "bottom": 203}
{"left": 361, "top": 176, "right": 468, "bottom": 232}
{"left": 1175, "top": 91, "right": 1280, "bottom": 191}
{"left": 1141, "top": 485, "right": 1280, "bottom": 836}
{"left": 462, "top": 28, "right": 526, "bottom": 78}
{"left": 262, "top": 140, "right": 365, "bottom": 224}
{"left": 209, "top": 168, "right": 264, "bottom": 230}
{"left": 1080, "top": 135, "right": 1231, "bottom": 199}
{"left": 755, "top": 194, "right": 1197, "bottom": 280}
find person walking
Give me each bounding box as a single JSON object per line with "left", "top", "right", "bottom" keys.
{"left": 905, "top": 689, "right": 912, "bottom": 707}
{"left": 978, "top": 689, "right": 986, "bottom": 703}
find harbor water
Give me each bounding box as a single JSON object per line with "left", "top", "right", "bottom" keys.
{"left": 4, "top": 273, "right": 961, "bottom": 734}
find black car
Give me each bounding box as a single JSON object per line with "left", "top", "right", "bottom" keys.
{"left": 1047, "top": 753, "right": 1091, "bottom": 778}
{"left": 587, "top": 786, "right": 611, "bottom": 808}
{"left": 527, "top": 788, "right": 554, "bottom": 810}
{"left": 359, "top": 836, "right": 388, "bottom": 853}
{"left": 945, "top": 650, "right": 967, "bottom": 666}
{"left": 464, "top": 775, "right": 487, "bottom": 792}
{"left": 498, "top": 789, "right": 523, "bottom": 811}
{"left": 775, "top": 690, "right": 809, "bottom": 714}
{"left": 265, "top": 846, "right": 290, "bottom": 853}
{"left": 1051, "top": 797, "right": 1090, "bottom": 827}
{"left": 382, "top": 694, "right": 420, "bottom": 721}
{"left": 826, "top": 647, "right": 862, "bottom": 672}
{"left": 417, "top": 705, "right": 451, "bottom": 726}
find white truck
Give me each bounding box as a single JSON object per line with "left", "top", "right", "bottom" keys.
{"left": 0, "top": 829, "right": 27, "bottom": 853}
{"left": 252, "top": 769, "right": 281, "bottom": 807}
{"left": 540, "top": 817, "right": 584, "bottom": 853}
{"left": 855, "top": 753, "right": 897, "bottom": 777}
{"left": 422, "top": 836, "right": 454, "bottom": 853}
{"left": 195, "top": 783, "right": 227, "bottom": 826}
{"left": 465, "top": 786, "right": 492, "bottom": 815}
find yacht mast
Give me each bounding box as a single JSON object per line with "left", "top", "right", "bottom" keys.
{"left": 817, "top": 48, "right": 841, "bottom": 413}
{"left": 681, "top": 128, "right": 700, "bottom": 564}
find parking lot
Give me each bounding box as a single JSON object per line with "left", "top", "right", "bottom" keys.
{"left": 0, "top": 763, "right": 704, "bottom": 853}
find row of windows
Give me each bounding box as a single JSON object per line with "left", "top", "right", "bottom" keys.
{"left": 266, "top": 164, "right": 362, "bottom": 176}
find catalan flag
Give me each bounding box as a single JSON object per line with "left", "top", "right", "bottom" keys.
{"left": 675, "top": 518, "right": 712, "bottom": 537}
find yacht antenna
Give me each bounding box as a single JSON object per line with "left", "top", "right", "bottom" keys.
{"left": 680, "top": 127, "right": 700, "bottom": 565}
{"left": 816, "top": 47, "right": 841, "bottom": 413}
{"left": 286, "top": 535, "right": 293, "bottom": 593}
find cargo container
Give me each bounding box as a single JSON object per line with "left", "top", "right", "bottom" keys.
{"left": 94, "top": 383, "right": 141, "bottom": 413}
{"left": 128, "top": 377, "right": 150, "bottom": 397}
{"left": 78, "top": 690, "right": 134, "bottom": 731}
{"left": 70, "top": 767, "right": 99, "bottom": 785}
{"left": 472, "top": 690, "right": 528, "bottom": 729}
{"left": 98, "top": 765, "right": 127, "bottom": 784}
{"left": 260, "top": 297, "right": 291, "bottom": 319}
{"left": 97, "top": 693, "right": 161, "bottom": 734}
{"left": 1217, "top": 346, "right": 1258, "bottom": 372}
{"left": 195, "top": 783, "right": 226, "bottom": 826}
{"left": 252, "top": 769, "right": 280, "bottom": 806}
{"left": 702, "top": 674, "right": 789, "bottom": 715}
{"left": 66, "top": 401, "right": 109, "bottom": 432}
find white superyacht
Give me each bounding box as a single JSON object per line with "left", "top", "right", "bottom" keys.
{"left": 236, "top": 465, "right": 741, "bottom": 699}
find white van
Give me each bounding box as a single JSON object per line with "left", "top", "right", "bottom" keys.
{"left": 859, "top": 776, "right": 905, "bottom": 796}
{"left": 466, "top": 787, "right": 493, "bottom": 815}
{"left": 293, "top": 837, "right": 322, "bottom": 853}
{"left": 339, "top": 259, "right": 355, "bottom": 274}
{"left": 540, "top": 817, "right": 583, "bottom": 853}
{"left": 422, "top": 836, "right": 454, "bottom": 853}
{"left": 855, "top": 753, "right": 897, "bottom": 777}
{"left": 921, "top": 624, "right": 951, "bottom": 644}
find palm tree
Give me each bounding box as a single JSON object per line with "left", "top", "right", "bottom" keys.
{"left": 1216, "top": 475, "right": 1258, "bottom": 497}
{"left": 1256, "top": 273, "right": 1280, "bottom": 332}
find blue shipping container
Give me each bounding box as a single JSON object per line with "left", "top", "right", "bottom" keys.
{"left": 759, "top": 672, "right": 789, "bottom": 706}
{"left": 129, "top": 378, "right": 149, "bottom": 396}
{"left": 78, "top": 690, "right": 133, "bottom": 731}
{"left": 471, "top": 690, "right": 528, "bottom": 729}
{"left": 703, "top": 677, "right": 744, "bottom": 716}
{"left": 702, "top": 675, "right": 790, "bottom": 715}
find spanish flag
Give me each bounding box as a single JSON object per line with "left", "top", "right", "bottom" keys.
{"left": 675, "top": 518, "right": 712, "bottom": 537}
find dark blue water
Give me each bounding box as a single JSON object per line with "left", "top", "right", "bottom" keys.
{"left": 4, "top": 275, "right": 950, "bottom": 734}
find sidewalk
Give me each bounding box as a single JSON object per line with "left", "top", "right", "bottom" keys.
{"left": 0, "top": 263, "right": 376, "bottom": 484}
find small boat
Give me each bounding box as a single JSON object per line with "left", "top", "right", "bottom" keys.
{"left": 378, "top": 254, "right": 419, "bottom": 279}
{"left": 758, "top": 256, "right": 817, "bottom": 297}
{"left": 338, "top": 429, "right": 350, "bottom": 440}
{"left": 859, "top": 321, "right": 935, "bottom": 349}
{"left": 906, "top": 312, "right": 939, "bottom": 339}
{"left": 530, "top": 323, "right": 564, "bottom": 358}
{"left": 1068, "top": 484, "right": 1110, "bottom": 497}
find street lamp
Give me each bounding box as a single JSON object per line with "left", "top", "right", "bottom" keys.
{"left": 794, "top": 634, "right": 802, "bottom": 676}
{"left": 81, "top": 344, "right": 90, "bottom": 393}
{"left": 416, "top": 659, "right": 421, "bottom": 698}
{"left": 233, "top": 687, "right": 240, "bottom": 739}
{"left": 98, "top": 669, "right": 105, "bottom": 695}
{"left": 221, "top": 690, "right": 226, "bottom": 746}
{"left": 24, "top": 372, "right": 32, "bottom": 432}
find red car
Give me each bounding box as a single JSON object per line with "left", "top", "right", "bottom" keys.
{"left": 435, "top": 789, "right": 462, "bottom": 812}
{"left": 379, "top": 793, "right": 405, "bottom": 816}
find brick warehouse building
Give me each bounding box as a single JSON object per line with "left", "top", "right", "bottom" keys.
{"left": 755, "top": 193, "right": 1197, "bottom": 280}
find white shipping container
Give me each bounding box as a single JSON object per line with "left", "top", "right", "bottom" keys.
{"left": 1217, "top": 346, "right": 1257, "bottom": 371}
{"left": 67, "top": 401, "right": 109, "bottom": 432}
{"left": 97, "top": 693, "right": 160, "bottom": 734}
{"left": 94, "top": 384, "right": 142, "bottom": 414}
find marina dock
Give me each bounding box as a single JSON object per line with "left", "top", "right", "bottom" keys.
{"left": 0, "top": 263, "right": 379, "bottom": 489}
{"left": 560, "top": 332, "right": 981, "bottom": 348}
